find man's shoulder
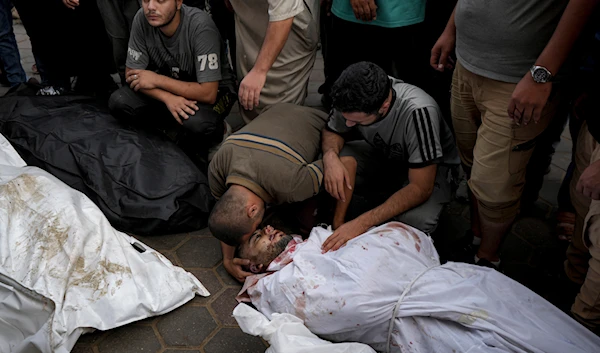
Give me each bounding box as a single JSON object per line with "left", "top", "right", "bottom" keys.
{"left": 182, "top": 5, "right": 217, "bottom": 32}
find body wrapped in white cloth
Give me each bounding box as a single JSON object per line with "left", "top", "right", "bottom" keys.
{"left": 238, "top": 223, "right": 600, "bottom": 352}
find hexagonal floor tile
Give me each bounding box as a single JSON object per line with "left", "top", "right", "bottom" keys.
{"left": 209, "top": 288, "right": 242, "bottom": 326}
{"left": 157, "top": 305, "right": 217, "bottom": 347}
{"left": 189, "top": 227, "right": 213, "bottom": 236}
{"left": 204, "top": 328, "right": 266, "bottom": 353}
{"left": 131, "top": 233, "right": 189, "bottom": 251}
{"left": 216, "top": 263, "right": 242, "bottom": 287}
{"left": 98, "top": 325, "right": 161, "bottom": 353}
{"left": 176, "top": 237, "right": 222, "bottom": 268}
{"left": 189, "top": 269, "right": 223, "bottom": 305}
{"left": 75, "top": 329, "right": 107, "bottom": 345}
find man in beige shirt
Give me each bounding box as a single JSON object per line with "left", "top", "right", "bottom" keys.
{"left": 228, "top": 0, "right": 319, "bottom": 122}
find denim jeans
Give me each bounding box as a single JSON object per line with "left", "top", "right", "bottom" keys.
{"left": 0, "top": 0, "right": 26, "bottom": 86}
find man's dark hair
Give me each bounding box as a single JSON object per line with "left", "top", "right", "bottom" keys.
{"left": 208, "top": 188, "right": 256, "bottom": 246}
{"left": 330, "top": 61, "right": 391, "bottom": 115}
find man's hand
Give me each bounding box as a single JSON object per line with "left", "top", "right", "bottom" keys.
{"left": 164, "top": 95, "right": 199, "bottom": 125}
{"left": 430, "top": 31, "right": 455, "bottom": 72}
{"left": 350, "top": 0, "right": 377, "bottom": 21}
{"left": 127, "top": 69, "right": 161, "bottom": 92}
{"left": 577, "top": 160, "right": 600, "bottom": 200}
{"left": 238, "top": 69, "right": 267, "bottom": 111}
{"left": 322, "top": 217, "right": 370, "bottom": 253}
{"left": 324, "top": 152, "right": 352, "bottom": 202}
{"left": 63, "top": 0, "right": 79, "bottom": 10}
{"left": 224, "top": 257, "right": 253, "bottom": 283}
{"left": 508, "top": 74, "right": 552, "bottom": 126}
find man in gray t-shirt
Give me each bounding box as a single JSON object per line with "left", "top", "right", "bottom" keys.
{"left": 321, "top": 62, "right": 460, "bottom": 252}
{"left": 108, "top": 0, "right": 236, "bottom": 157}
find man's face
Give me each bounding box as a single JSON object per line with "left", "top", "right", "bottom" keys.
{"left": 342, "top": 111, "right": 380, "bottom": 127}
{"left": 241, "top": 226, "right": 293, "bottom": 272}
{"left": 143, "top": 0, "right": 179, "bottom": 27}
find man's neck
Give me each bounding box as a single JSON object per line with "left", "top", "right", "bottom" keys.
{"left": 159, "top": 9, "right": 181, "bottom": 37}
{"left": 381, "top": 89, "right": 394, "bottom": 117}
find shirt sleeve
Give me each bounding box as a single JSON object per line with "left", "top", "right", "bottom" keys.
{"left": 126, "top": 10, "right": 150, "bottom": 70}
{"left": 208, "top": 156, "right": 227, "bottom": 199}
{"left": 268, "top": 0, "right": 304, "bottom": 21}
{"left": 326, "top": 109, "right": 353, "bottom": 134}
{"left": 192, "top": 20, "right": 223, "bottom": 84}
{"left": 280, "top": 160, "right": 323, "bottom": 203}
{"left": 405, "top": 107, "right": 444, "bottom": 168}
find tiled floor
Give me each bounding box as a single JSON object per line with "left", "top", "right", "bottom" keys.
{"left": 3, "top": 19, "right": 575, "bottom": 353}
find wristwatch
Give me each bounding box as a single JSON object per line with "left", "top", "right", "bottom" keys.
{"left": 530, "top": 65, "right": 553, "bottom": 83}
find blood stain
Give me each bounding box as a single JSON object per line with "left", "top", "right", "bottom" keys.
{"left": 415, "top": 243, "right": 421, "bottom": 252}
{"left": 394, "top": 241, "right": 400, "bottom": 246}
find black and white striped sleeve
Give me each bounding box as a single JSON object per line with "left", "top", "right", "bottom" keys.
{"left": 405, "top": 107, "right": 443, "bottom": 167}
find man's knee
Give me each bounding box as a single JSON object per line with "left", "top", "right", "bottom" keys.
{"left": 182, "top": 106, "right": 223, "bottom": 143}
{"left": 395, "top": 204, "right": 443, "bottom": 234}
{"left": 108, "top": 87, "right": 134, "bottom": 118}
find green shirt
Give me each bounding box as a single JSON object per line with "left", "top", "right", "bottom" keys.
{"left": 331, "top": 0, "right": 425, "bottom": 28}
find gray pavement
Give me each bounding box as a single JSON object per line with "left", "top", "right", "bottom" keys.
{"left": 2, "top": 20, "right": 575, "bottom": 353}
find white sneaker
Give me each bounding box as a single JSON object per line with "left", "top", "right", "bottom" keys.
{"left": 208, "top": 121, "right": 232, "bottom": 162}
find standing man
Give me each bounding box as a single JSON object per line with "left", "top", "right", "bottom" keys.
{"left": 0, "top": 0, "right": 27, "bottom": 87}
{"left": 108, "top": 0, "right": 236, "bottom": 155}
{"left": 63, "top": 0, "right": 140, "bottom": 85}
{"left": 320, "top": 62, "right": 460, "bottom": 252}
{"left": 320, "top": 0, "right": 428, "bottom": 107}
{"left": 227, "top": 0, "right": 319, "bottom": 121}
{"left": 431, "top": 0, "right": 599, "bottom": 269}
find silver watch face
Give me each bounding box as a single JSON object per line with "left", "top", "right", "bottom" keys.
{"left": 532, "top": 67, "right": 551, "bottom": 83}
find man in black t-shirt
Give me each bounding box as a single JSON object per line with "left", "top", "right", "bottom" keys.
{"left": 108, "top": 0, "right": 236, "bottom": 155}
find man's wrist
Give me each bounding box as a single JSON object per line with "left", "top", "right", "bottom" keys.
{"left": 324, "top": 149, "right": 340, "bottom": 161}
{"left": 250, "top": 66, "right": 268, "bottom": 76}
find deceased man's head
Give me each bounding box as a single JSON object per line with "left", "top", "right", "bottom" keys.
{"left": 237, "top": 225, "right": 293, "bottom": 273}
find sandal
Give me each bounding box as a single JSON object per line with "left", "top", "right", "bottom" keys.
{"left": 556, "top": 211, "right": 576, "bottom": 242}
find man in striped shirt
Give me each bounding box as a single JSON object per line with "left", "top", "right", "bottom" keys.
{"left": 321, "top": 62, "right": 460, "bottom": 252}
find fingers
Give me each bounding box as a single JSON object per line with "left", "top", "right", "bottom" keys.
{"left": 343, "top": 168, "right": 353, "bottom": 191}
{"left": 233, "top": 258, "right": 250, "bottom": 266}
{"left": 532, "top": 106, "right": 542, "bottom": 124}
{"left": 368, "top": 0, "right": 377, "bottom": 20}
{"left": 507, "top": 99, "right": 518, "bottom": 124}
{"left": 321, "top": 232, "right": 347, "bottom": 253}
{"left": 185, "top": 101, "right": 199, "bottom": 111}
{"left": 336, "top": 177, "right": 346, "bottom": 202}
{"left": 254, "top": 89, "right": 260, "bottom": 109}
{"left": 170, "top": 110, "right": 183, "bottom": 125}
{"left": 522, "top": 106, "right": 534, "bottom": 126}
{"left": 360, "top": 2, "right": 370, "bottom": 20}
{"left": 430, "top": 47, "right": 441, "bottom": 70}
{"left": 178, "top": 109, "right": 189, "bottom": 120}
{"left": 239, "top": 85, "right": 248, "bottom": 110}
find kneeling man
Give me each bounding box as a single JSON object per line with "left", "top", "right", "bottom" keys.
{"left": 109, "top": 0, "right": 235, "bottom": 153}
{"left": 208, "top": 103, "right": 356, "bottom": 282}
{"left": 321, "top": 61, "right": 460, "bottom": 252}
{"left": 236, "top": 222, "right": 600, "bottom": 353}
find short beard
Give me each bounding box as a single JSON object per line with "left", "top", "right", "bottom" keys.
{"left": 159, "top": 6, "right": 178, "bottom": 28}
{"left": 259, "top": 234, "right": 293, "bottom": 268}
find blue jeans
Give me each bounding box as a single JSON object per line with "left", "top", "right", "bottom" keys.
{"left": 0, "top": 0, "right": 26, "bottom": 86}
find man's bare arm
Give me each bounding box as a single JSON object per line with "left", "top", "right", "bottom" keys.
{"left": 221, "top": 241, "right": 252, "bottom": 283}
{"left": 322, "top": 164, "right": 437, "bottom": 252}
{"left": 238, "top": 17, "right": 294, "bottom": 110}
{"left": 155, "top": 76, "right": 218, "bottom": 104}
{"left": 125, "top": 67, "right": 218, "bottom": 104}
{"left": 322, "top": 129, "right": 352, "bottom": 201}
{"left": 509, "top": 0, "right": 599, "bottom": 124}
{"left": 534, "top": 0, "right": 599, "bottom": 75}
{"left": 322, "top": 128, "right": 345, "bottom": 157}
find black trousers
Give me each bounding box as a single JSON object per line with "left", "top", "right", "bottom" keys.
{"left": 323, "top": 15, "right": 429, "bottom": 95}
{"left": 108, "top": 86, "right": 224, "bottom": 155}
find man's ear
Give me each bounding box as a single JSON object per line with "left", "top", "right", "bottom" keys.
{"left": 247, "top": 203, "right": 260, "bottom": 219}
{"left": 249, "top": 263, "right": 263, "bottom": 274}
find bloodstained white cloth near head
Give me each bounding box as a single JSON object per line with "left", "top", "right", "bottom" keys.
{"left": 238, "top": 223, "right": 600, "bottom": 353}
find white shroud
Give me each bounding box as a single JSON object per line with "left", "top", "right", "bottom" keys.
{"left": 244, "top": 223, "right": 600, "bottom": 353}
{"left": 0, "top": 134, "right": 209, "bottom": 353}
